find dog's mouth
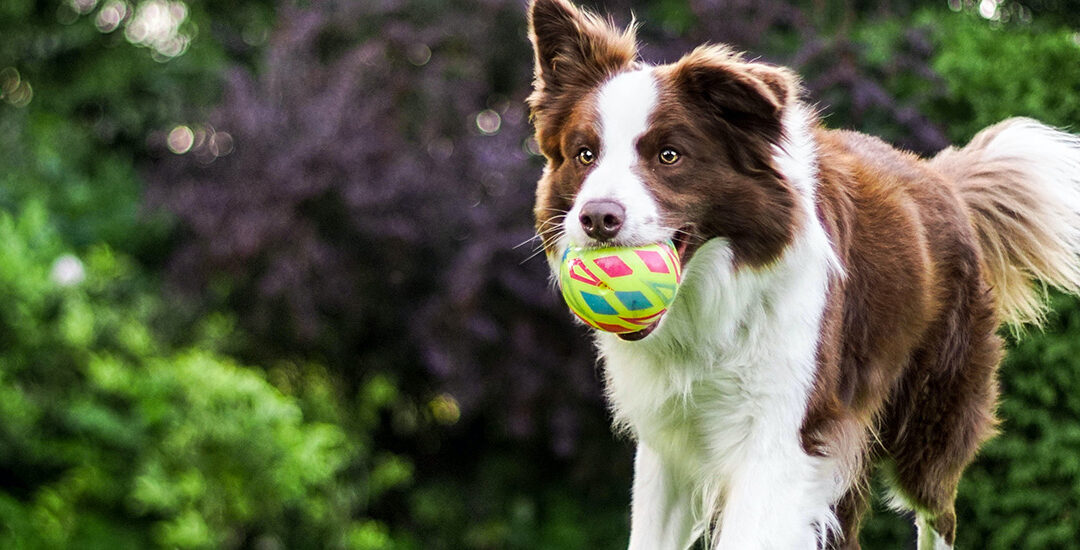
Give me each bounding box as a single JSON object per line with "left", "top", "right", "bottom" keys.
{"left": 671, "top": 223, "right": 699, "bottom": 268}
{"left": 615, "top": 224, "right": 699, "bottom": 342}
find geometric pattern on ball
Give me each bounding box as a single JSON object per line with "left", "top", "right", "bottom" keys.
{"left": 558, "top": 241, "right": 682, "bottom": 333}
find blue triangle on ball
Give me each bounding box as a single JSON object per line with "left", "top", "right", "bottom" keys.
{"left": 615, "top": 290, "right": 652, "bottom": 311}
{"left": 580, "top": 291, "right": 618, "bottom": 315}
{"left": 646, "top": 281, "right": 677, "bottom": 302}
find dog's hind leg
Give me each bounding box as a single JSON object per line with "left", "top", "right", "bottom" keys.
{"left": 880, "top": 269, "right": 1002, "bottom": 550}
{"left": 914, "top": 513, "right": 955, "bottom": 550}
{"left": 828, "top": 465, "right": 872, "bottom": 550}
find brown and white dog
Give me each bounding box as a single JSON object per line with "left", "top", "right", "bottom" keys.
{"left": 526, "top": 1, "right": 1080, "bottom": 548}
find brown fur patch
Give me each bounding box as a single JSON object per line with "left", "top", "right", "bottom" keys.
{"left": 804, "top": 129, "right": 1003, "bottom": 545}
{"left": 642, "top": 48, "right": 803, "bottom": 267}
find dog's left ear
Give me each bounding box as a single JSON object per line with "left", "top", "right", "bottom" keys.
{"left": 669, "top": 45, "right": 799, "bottom": 138}
{"left": 527, "top": 0, "right": 638, "bottom": 149}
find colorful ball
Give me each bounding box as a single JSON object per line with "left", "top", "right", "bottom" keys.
{"left": 558, "top": 241, "right": 682, "bottom": 334}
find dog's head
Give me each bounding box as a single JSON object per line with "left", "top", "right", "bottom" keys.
{"left": 528, "top": 0, "right": 807, "bottom": 287}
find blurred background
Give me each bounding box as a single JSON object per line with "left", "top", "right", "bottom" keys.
{"left": 1, "top": 0, "right": 1079, "bottom": 548}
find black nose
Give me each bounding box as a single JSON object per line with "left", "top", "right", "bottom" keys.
{"left": 579, "top": 200, "right": 625, "bottom": 241}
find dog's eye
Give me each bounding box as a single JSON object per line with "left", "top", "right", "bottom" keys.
{"left": 659, "top": 148, "right": 680, "bottom": 165}
{"left": 577, "top": 148, "right": 595, "bottom": 166}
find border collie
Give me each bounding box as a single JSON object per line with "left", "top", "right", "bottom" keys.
{"left": 525, "top": 1, "right": 1080, "bottom": 548}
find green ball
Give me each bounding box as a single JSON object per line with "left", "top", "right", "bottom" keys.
{"left": 558, "top": 241, "right": 682, "bottom": 334}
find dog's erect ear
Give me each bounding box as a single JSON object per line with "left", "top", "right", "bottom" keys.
{"left": 669, "top": 45, "right": 799, "bottom": 138}
{"left": 527, "top": 0, "right": 638, "bottom": 106}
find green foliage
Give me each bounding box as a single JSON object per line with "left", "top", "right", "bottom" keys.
{"left": 0, "top": 204, "right": 411, "bottom": 549}
{"left": 955, "top": 293, "right": 1080, "bottom": 549}
{"left": 926, "top": 10, "right": 1080, "bottom": 141}
{"left": 0, "top": 0, "right": 259, "bottom": 254}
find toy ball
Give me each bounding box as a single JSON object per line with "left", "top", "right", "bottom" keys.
{"left": 558, "top": 241, "right": 682, "bottom": 334}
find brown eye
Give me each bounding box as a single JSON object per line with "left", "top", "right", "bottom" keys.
{"left": 577, "top": 148, "right": 595, "bottom": 166}
{"left": 659, "top": 147, "right": 680, "bottom": 165}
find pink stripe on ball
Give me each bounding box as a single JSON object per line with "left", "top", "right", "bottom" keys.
{"left": 635, "top": 249, "right": 670, "bottom": 274}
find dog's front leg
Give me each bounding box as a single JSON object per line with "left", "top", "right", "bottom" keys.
{"left": 711, "top": 444, "right": 830, "bottom": 550}
{"left": 628, "top": 443, "right": 702, "bottom": 550}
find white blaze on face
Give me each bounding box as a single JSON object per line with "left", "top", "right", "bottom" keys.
{"left": 566, "top": 68, "right": 668, "bottom": 248}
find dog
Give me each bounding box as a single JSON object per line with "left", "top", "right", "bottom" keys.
{"left": 525, "top": 0, "right": 1080, "bottom": 548}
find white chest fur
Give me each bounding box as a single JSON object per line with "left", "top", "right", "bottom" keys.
{"left": 601, "top": 227, "right": 832, "bottom": 453}
{"left": 597, "top": 223, "right": 842, "bottom": 547}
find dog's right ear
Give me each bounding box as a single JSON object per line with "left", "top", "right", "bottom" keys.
{"left": 527, "top": 0, "right": 638, "bottom": 118}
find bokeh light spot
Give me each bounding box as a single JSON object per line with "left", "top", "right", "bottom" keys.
{"left": 2, "top": 70, "right": 33, "bottom": 108}
{"left": 167, "top": 125, "right": 195, "bottom": 154}
{"left": 978, "top": 0, "right": 999, "bottom": 19}
{"left": 426, "top": 138, "right": 454, "bottom": 161}
{"left": 208, "top": 131, "right": 234, "bottom": 157}
{"left": 57, "top": 3, "right": 80, "bottom": 25}
{"left": 165, "top": 124, "right": 236, "bottom": 162}
{"left": 95, "top": 0, "right": 127, "bottom": 32}
{"left": 407, "top": 43, "right": 431, "bottom": 66}
{"left": 124, "top": 0, "right": 191, "bottom": 60}
{"left": 70, "top": 0, "right": 99, "bottom": 14}
{"left": 241, "top": 24, "right": 268, "bottom": 47}
{"left": 0, "top": 67, "right": 19, "bottom": 97}
{"left": 51, "top": 255, "right": 86, "bottom": 287}
{"left": 475, "top": 109, "right": 501, "bottom": 135}
{"left": 523, "top": 136, "right": 542, "bottom": 157}
{"left": 429, "top": 394, "right": 460, "bottom": 425}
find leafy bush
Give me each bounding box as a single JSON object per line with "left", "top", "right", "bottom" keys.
{"left": 0, "top": 0, "right": 233, "bottom": 255}
{"left": 0, "top": 204, "right": 410, "bottom": 549}
{"left": 955, "top": 294, "right": 1080, "bottom": 549}
{"left": 926, "top": 9, "right": 1080, "bottom": 139}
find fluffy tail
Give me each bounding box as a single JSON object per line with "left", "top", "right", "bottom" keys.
{"left": 931, "top": 117, "right": 1080, "bottom": 327}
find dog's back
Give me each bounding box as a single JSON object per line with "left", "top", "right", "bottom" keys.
{"left": 807, "top": 126, "right": 1000, "bottom": 548}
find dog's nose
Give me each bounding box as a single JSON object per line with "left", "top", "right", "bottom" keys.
{"left": 579, "top": 200, "right": 626, "bottom": 241}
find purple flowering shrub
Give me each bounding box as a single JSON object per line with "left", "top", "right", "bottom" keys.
{"left": 148, "top": 0, "right": 606, "bottom": 454}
